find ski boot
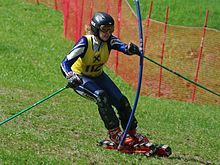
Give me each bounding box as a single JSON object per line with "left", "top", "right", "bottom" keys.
{"left": 128, "top": 129, "right": 149, "bottom": 144}
{"left": 108, "top": 127, "right": 135, "bottom": 146}
{"left": 128, "top": 129, "right": 172, "bottom": 157}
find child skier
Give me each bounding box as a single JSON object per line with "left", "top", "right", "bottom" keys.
{"left": 60, "top": 12, "right": 149, "bottom": 146}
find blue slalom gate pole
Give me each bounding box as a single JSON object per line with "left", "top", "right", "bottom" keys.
{"left": 119, "top": 0, "right": 144, "bottom": 148}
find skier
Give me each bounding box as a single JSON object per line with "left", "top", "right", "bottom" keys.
{"left": 60, "top": 12, "right": 149, "bottom": 147}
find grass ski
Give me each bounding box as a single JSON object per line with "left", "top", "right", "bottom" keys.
{"left": 98, "top": 139, "right": 172, "bottom": 157}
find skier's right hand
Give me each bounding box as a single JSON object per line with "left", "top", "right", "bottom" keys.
{"left": 66, "top": 71, "right": 83, "bottom": 88}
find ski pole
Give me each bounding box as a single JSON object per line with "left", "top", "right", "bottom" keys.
{"left": 119, "top": 0, "right": 144, "bottom": 149}
{"left": 0, "top": 85, "right": 68, "bottom": 126}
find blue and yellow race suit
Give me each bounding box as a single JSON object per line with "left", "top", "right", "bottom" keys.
{"left": 61, "top": 35, "right": 137, "bottom": 130}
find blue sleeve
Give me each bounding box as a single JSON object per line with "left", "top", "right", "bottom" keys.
{"left": 108, "top": 35, "right": 129, "bottom": 54}
{"left": 60, "top": 36, "right": 88, "bottom": 76}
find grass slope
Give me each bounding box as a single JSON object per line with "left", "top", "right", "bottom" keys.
{"left": 128, "top": 0, "right": 220, "bottom": 30}
{"left": 0, "top": 0, "right": 220, "bottom": 164}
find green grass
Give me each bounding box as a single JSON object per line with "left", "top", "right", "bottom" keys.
{"left": 0, "top": 0, "right": 220, "bottom": 164}
{"left": 128, "top": 0, "right": 220, "bottom": 30}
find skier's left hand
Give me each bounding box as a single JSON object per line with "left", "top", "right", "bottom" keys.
{"left": 128, "top": 42, "right": 140, "bottom": 55}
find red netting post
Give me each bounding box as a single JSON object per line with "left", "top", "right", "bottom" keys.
{"left": 36, "top": 0, "right": 39, "bottom": 4}
{"left": 73, "top": 0, "right": 79, "bottom": 42}
{"left": 192, "top": 10, "right": 209, "bottom": 102}
{"left": 106, "top": 0, "right": 110, "bottom": 14}
{"left": 89, "top": 0, "right": 94, "bottom": 25}
{"left": 63, "top": 0, "right": 69, "bottom": 37}
{"left": 158, "top": 6, "right": 169, "bottom": 97}
{"left": 143, "top": 0, "right": 153, "bottom": 54}
{"left": 78, "top": 0, "right": 84, "bottom": 38}
{"left": 115, "top": 0, "right": 122, "bottom": 73}
{"left": 54, "top": 0, "right": 58, "bottom": 10}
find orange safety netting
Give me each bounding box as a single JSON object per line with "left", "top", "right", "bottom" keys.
{"left": 26, "top": 0, "right": 220, "bottom": 105}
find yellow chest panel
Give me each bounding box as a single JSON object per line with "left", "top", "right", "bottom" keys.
{"left": 71, "top": 35, "right": 110, "bottom": 77}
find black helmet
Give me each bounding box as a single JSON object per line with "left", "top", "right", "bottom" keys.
{"left": 91, "top": 12, "right": 114, "bottom": 36}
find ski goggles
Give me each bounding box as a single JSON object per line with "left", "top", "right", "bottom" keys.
{"left": 100, "top": 25, "right": 114, "bottom": 33}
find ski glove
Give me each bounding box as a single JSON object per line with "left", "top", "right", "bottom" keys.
{"left": 66, "top": 72, "right": 83, "bottom": 88}
{"left": 127, "top": 42, "right": 140, "bottom": 55}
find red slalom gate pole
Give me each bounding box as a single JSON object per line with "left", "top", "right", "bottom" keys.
{"left": 158, "top": 6, "right": 169, "bottom": 97}
{"left": 143, "top": 0, "right": 153, "bottom": 54}
{"left": 192, "top": 10, "right": 209, "bottom": 102}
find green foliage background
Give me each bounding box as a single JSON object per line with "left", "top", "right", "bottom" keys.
{"left": 128, "top": 0, "right": 220, "bottom": 30}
